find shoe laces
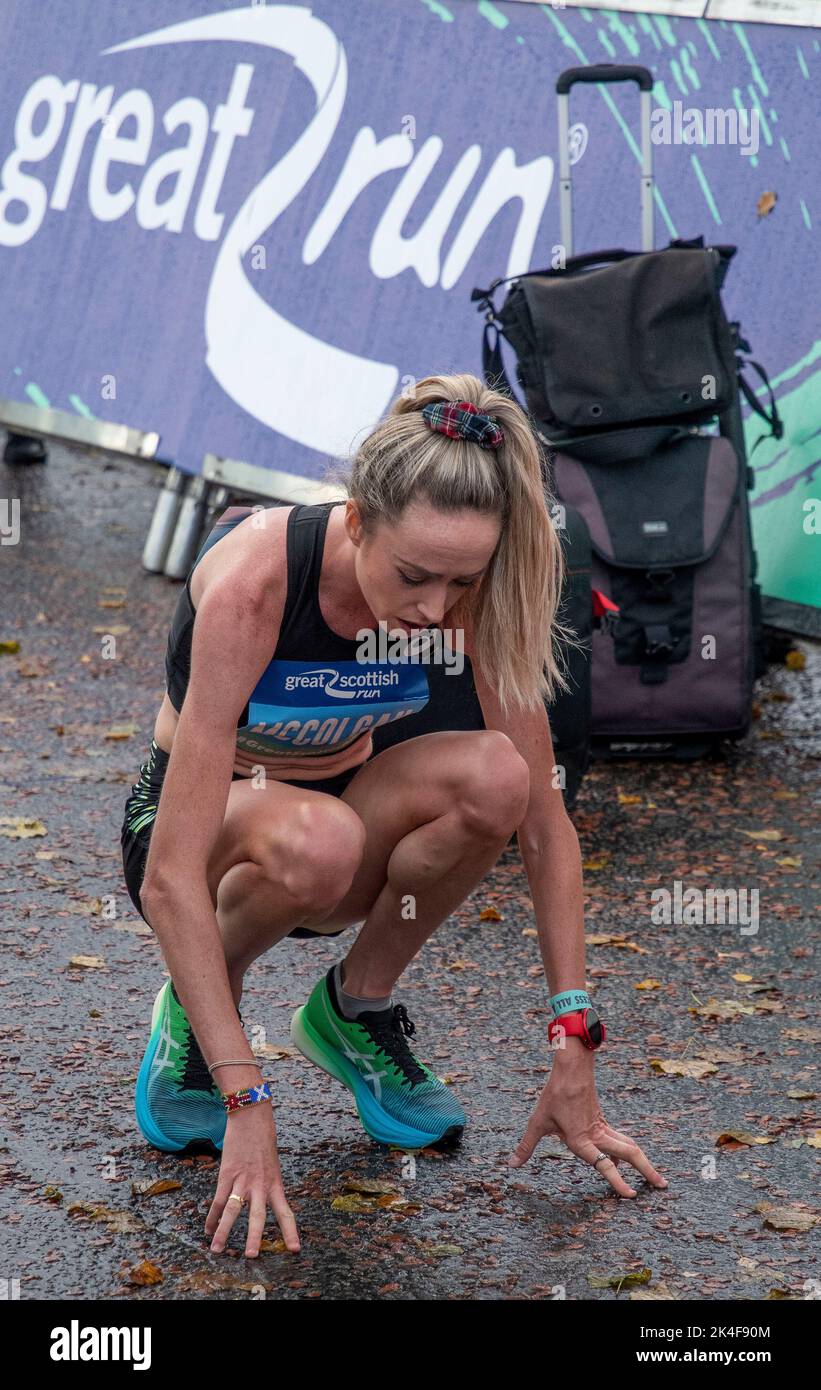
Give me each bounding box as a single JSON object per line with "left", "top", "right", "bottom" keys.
{"left": 180, "top": 1028, "right": 216, "bottom": 1093}
{"left": 179, "top": 1002, "right": 244, "bottom": 1094}
{"left": 358, "top": 1003, "right": 429, "bottom": 1087}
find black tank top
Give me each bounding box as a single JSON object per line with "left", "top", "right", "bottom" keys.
{"left": 164, "top": 501, "right": 485, "bottom": 770}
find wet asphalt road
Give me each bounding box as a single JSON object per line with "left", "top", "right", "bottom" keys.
{"left": 0, "top": 439, "right": 819, "bottom": 1303}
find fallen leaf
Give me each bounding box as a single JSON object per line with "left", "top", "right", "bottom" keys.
{"left": 585, "top": 933, "right": 650, "bottom": 954}
{"left": 690, "top": 997, "right": 756, "bottom": 1020}
{"left": 68, "top": 954, "right": 106, "bottom": 970}
{"left": 588, "top": 1267, "right": 652, "bottom": 1290}
{"left": 739, "top": 828, "right": 783, "bottom": 841}
{"left": 479, "top": 907, "right": 502, "bottom": 921}
{"left": 126, "top": 1260, "right": 163, "bottom": 1286}
{"left": 785, "top": 649, "right": 805, "bottom": 670}
{"left": 635, "top": 979, "right": 662, "bottom": 990}
{"left": 253, "top": 1043, "right": 295, "bottom": 1060}
{"left": 715, "top": 1131, "right": 776, "bottom": 1148}
{"left": 756, "top": 190, "right": 777, "bottom": 217}
{"left": 755, "top": 1204, "right": 817, "bottom": 1234}
{"left": 343, "top": 1177, "right": 403, "bottom": 1197}
{"left": 259, "top": 1237, "right": 288, "bottom": 1254}
{"left": 67, "top": 1202, "right": 145, "bottom": 1234}
{"left": 0, "top": 816, "right": 47, "bottom": 839}
{"left": 649, "top": 1058, "right": 718, "bottom": 1079}
{"left": 131, "top": 1178, "right": 182, "bottom": 1198}
{"left": 104, "top": 723, "right": 137, "bottom": 740}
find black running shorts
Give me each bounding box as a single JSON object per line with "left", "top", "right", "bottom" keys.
{"left": 120, "top": 739, "right": 359, "bottom": 939}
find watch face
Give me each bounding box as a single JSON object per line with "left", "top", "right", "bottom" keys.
{"left": 584, "top": 1008, "right": 604, "bottom": 1047}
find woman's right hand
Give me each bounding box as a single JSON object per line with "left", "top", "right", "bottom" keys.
{"left": 204, "top": 1100, "right": 300, "bottom": 1257}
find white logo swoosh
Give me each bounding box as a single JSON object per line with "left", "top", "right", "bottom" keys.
{"left": 104, "top": 6, "right": 398, "bottom": 453}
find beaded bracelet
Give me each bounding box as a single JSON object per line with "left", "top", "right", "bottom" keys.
{"left": 221, "top": 1081, "right": 273, "bottom": 1115}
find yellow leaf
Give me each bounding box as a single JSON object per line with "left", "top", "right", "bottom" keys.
{"left": 773, "top": 791, "right": 798, "bottom": 800}
{"left": 776, "top": 857, "right": 802, "bottom": 868}
{"left": 635, "top": 979, "right": 662, "bottom": 990}
{"left": 104, "top": 723, "right": 137, "bottom": 740}
{"left": 68, "top": 954, "right": 106, "bottom": 970}
{"left": 0, "top": 639, "right": 20, "bottom": 654}
{"left": 785, "top": 649, "right": 805, "bottom": 670}
{"left": 126, "top": 1259, "right": 164, "bottom": 1286}
{"left": 739, "top": 828, "right": 783, "bottom": 841}
{"left": 253, "top": 1043, "right": 295, "bottom": 1060}
{"left": 479, "top": 906, "right": 502, "bottom": 921}
{"left": 344, "top": 1177, "right": 403, "bottom": 1197}
{"left": 583, "top": 856, "right": 610, "bottom": 871}
{"left": 617, "top": 793, "right": 642, "bottom": 805}
{"left": 259, "top": 1236, "right": 288, "bottom": 1254}
{"left": 0, "top": 816, "right": 47, "bottom": 839}
{"left": 732, "top": 973, "right": 754, "bottom": 983}
{"left": 131, "top": 1178, "right": 182, "bottom": 1197}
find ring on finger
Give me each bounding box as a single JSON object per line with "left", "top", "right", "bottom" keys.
{"left": 228, "top": 1192, "right": 248, "bottom": 1208}
{"left": 592, "top": 1151, "right": 611, "bottom": 1169}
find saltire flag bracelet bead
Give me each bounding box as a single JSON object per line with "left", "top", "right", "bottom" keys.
{"left": 221, "top": 1081, "right": 273, "bottom": 1114}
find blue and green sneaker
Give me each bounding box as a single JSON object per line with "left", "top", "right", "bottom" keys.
{"left": 135, "top": 980, "right": 230, "bottom": 1154}
{"left": 290, "top": 966, "right": 465, "bottom": 1149}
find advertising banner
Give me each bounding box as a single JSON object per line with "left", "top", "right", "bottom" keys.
{"left": 0, "top": 1, "right": 818, "bottom": 619}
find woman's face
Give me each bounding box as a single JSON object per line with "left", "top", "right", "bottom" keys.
{"left": 345, "top": 497, "right": 502, "bottom": 633}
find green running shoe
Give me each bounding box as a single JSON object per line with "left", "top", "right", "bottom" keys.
{"left": 135, "top": 980, "right": 229, "bottom": 1154}
{"left": 290, "top": 966, "right": 465, "bottom": 1149}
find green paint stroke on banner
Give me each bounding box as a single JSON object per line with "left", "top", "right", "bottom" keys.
{"left": 747, "top": 355, "right": 821, "bottom": 609}
{"left": 477, "top": 1, "right": 508, "bottom": 29}
{"left": 24, "top": 383, "right": 50, "bottom": 408}
{"left": 69, "top": 395, "right": 95, "bottom": 419}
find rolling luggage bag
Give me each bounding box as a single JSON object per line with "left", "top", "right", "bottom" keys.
{"left": 474, "top": 64, "right": 783, "bottom": 756}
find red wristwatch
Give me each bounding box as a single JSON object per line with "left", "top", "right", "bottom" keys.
{"left": 548, "top": 1007, "right": 606, "bottom": 1051}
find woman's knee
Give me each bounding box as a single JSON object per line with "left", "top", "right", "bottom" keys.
{"left": 456, "top": 731, "right": 531, "bottom": 837}
{"left": 256, "top": 799, "right": 366, "bottom": 911}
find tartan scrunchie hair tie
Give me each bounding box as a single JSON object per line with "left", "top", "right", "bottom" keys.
{"left": 420, "top": 399, "right": 505, "bottom": 450}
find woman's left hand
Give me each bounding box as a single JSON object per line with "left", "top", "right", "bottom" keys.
{"left": 507, "top": 1042, "right": 668, "bottom": 1197}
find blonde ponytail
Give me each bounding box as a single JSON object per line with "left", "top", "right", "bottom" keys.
{"left": 324, "top": 372, "right": 581, "bottom": 716}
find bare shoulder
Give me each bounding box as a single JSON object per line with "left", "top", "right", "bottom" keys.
{"left": 189, "top": 504, "right": 293, "bottom": 622}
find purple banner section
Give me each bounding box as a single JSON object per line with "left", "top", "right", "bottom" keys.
{"left": 0, "top": 2, "right": 818, "bottom": 607}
